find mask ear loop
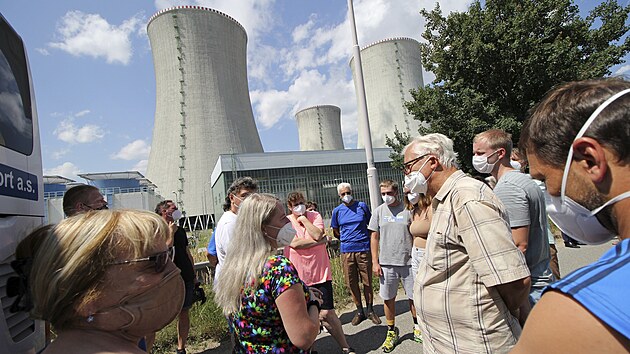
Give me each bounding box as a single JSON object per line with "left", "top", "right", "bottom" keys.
{"left": 559, "top": 88, "right": 630, "bottom": 212}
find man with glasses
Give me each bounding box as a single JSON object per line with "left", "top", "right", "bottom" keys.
{"left": 62, "top": 185, "right": 108, "bottom": 216}
{"left": 368, "top": 179, "right": 415, "bottom": 352}
{"left": 403, "top": 133, "right": 530, "bottom": 353}
{"left": 331, "top": 183, "right": 381, "bottom": 326}
{"left": 149, "top": 200, "right": 195, "bottom": 354}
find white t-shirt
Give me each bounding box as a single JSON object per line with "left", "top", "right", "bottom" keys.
{"left": 214, "top": 210, "right": 237, "bottom": 287}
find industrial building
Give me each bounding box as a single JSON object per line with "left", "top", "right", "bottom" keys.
{"left": 295, "top": 105, "right": 345, "bottom": 151}
{"left": 210, "top": 148, "right": 401, "bottom": 222}
{"left": 350, "top": 37, "right": 425, "bottom": 148}
{"left": 43, "top": 171, "right": 164, "bottom": 225}
{"left": 146, "top": 6, "right": 263, "bottom": 219}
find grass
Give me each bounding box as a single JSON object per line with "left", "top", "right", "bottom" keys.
{"left": 152, "top": 229, "right": 378, "bottom": 353}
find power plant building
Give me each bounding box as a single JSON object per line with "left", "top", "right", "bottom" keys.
{"left": 295, "top": 105, "right": 344, "bottom": 151}
{"left": 350, "top": 37, "right": 425, "bottom": 148}
{"left": 210, "top": 148, "right": 401, "bottom": 222}
{"left": 146, "top": 6, "right": 263, "bottom": 219}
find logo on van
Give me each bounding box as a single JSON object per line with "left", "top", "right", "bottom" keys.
{"left": 0, "top": 163, "right": 38, "bottom": 201}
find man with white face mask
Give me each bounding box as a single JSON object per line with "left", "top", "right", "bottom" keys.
{"left": 211, "top": 177, "right": 259, "bottom": 287}
{"left": 473, "top": 129, "right": 554, "bottom": 312}
{"left": 331, "top": 182, "right": 380, "bottom": 326}
{"left": 284, "top": 192, "right": 355, "bottom": 354}
{"left": 368, "top": 179, "right": 415, "bottom": 352}
{"left": 403, "top": 133, "right": 531, "bottom": 354}
{"left": 512, "top": 79, "right": 630, "bottom": 353}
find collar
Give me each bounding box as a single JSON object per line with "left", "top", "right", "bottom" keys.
{"left": 434, "top": 170, "right": 466, "bottom": 202}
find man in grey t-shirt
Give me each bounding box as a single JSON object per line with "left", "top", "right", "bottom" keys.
{"left": 473, "top": 129, "right": 553, "bottom": 312}
{"left": 369, "top": 179, "right": 416, "bottom": 352}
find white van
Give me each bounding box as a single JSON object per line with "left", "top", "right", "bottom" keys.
{"left": 0, "top": 13, "right": 45, "bottom": 353}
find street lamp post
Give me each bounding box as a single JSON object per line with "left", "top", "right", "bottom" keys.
{"left": 347, "top": 0, "right": 381, "bottom": 211}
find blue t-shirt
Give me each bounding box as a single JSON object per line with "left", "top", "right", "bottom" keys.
{"left": 331, "top": 201, "right": 371, "bottom": 253}
{"left": 207, "top": 229, "right": 217, "bottom": 256}
{"left": 544, "top": 238, "right": 629, "bottom": 340}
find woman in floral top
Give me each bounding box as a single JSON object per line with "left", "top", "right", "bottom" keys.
{"left": 215, "top": 193, "right": 323, "bottom": 353}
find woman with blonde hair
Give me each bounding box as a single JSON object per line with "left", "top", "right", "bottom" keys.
{"left": 10, "top": 209, "right": 184, "bottom": 353}
{"left": 403, "top": 189, "right": 433, "bottom": 343}
{"left": 214, "top": 193, "right": 323, "bottom": 353}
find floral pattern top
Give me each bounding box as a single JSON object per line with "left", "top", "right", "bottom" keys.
{"left": 232, "top": 255, "right": 310, "bottom": 353}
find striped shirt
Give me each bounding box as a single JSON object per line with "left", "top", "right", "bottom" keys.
{"left": 414, "top": 170, "right": 530, "bottom": 354}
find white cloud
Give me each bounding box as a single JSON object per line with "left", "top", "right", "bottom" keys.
{"left": 54, "top": 118, "right": 105, "bottom": 144}
{"left": 48, "top": 11, "right": 144, "bottom": 65}
{"left": 132, "top": 159, "right": 149, "bottom": 174}
{"left": 74, "top": 109, "right": 91, "bottom": 117}
{"left": 35, "top": 48, "right": 50, "bottom": 56}
{"left": 112, "top": 139, "right": 151, "bottom": 160}
{"left": 614, "top": 64, "right": 630, "bottom": 76}
{"left": 44, "top": 162, "right": 82, "bottom": 181}
{"left": 51, "top": 148, "right": 70, "bottom": 160}
{"left": 251, "top": 69, "right": 359, "bottom": 143}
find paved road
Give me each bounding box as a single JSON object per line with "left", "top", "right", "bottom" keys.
{"left": 200, "top": 241, "right": 612, "bottom": 354}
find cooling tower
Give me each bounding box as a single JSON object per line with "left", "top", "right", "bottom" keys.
{"left": 146, "top": 6, "right": 263, "bottom": 216}
{"left": 349, "top": 37, "right": 424, "bottom": 148}
{"left": 295, "top": 105, "right": 344, "bottom": 151}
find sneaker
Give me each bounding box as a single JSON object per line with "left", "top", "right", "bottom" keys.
{"left": 351, "top": 311, "right": 366, "bottom": 326}
{"left": 413, "top": 327, "right": 423, "bottom": 343}
{"left": 367, "top": 311, "right": 382, "bottom": 325}
{"left": 176, "top": 349, "right": 186, "bottom": 354}
{"left": 381, "top": 328, "right": 399, "bottom": 353}
{"left": 342, "top": 348, "right": 356, "bottom": 354}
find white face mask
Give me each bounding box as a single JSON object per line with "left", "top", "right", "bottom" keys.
{"left": 547, "top": 88, "right": 630, "bottom": 245}
{"left": 404, "top": 158, "right": 433, "bottom": 195}
{"left": 382, "top": 195, "right": 396, "bottom": 205}
{"left": 407, "top": 192, "right": 420, "bottom": 205}
{"left": 171, "top": 209, "right": 182, "bottom": 221}
{"left": 472, "top": 150, "right": 500, "bottom": 174}
{"left": 292, "top": 204, "right": 306, "bottom": 216}
{"left": 266, "top": 223, "right": 297, "bottom": 247}
{"left": 341, "top": 194, "right": 353, "bottom": 204}
{"left": 510, "top": 160, "right": 522, "bottom": 170}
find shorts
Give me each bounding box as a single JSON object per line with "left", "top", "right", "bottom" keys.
{"left": 411, "top": 247, "right": 425, "bottom": 282}
{"left": 309, "top": 280, "right": 335, "bottom": 310}
{"left": 379, "top": 265, "right": 414, "bottom": 301}
{"left": 182, "top": 281, "right": 195, "bottom": 310}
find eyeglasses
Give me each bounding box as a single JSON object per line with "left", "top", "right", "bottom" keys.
{"left": 340, "top": 191, "right": 352, "bottom": 196}
{"left": 402, "top": 154, "right": 429, "bottom": 175}
{"left": 108, "top": 247, "right": 175, "bottom": 273}
{"left": 84, "top": 203, "right": 108, "bottom": 211}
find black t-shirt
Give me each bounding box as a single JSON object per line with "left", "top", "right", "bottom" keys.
{"left": 173, "top": 226, "right": 195, "bottom": 283}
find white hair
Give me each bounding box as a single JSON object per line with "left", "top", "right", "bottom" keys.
{"left": 402, "top": 133, "right": 459, "bottom": 169}
{"left": 336, "top": 182, "right": 352, "bottom": 196}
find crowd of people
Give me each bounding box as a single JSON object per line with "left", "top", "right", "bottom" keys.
{"left": 7, "top": 77, "right": 628, "bottom": 353}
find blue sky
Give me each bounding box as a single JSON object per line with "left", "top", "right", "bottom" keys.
{"left": 0, "top": 0, "right": 626, "bottom": 182}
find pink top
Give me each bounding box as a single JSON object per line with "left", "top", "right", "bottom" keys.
{"left": 283, "top": 210, "right": 331, "bottom": 286}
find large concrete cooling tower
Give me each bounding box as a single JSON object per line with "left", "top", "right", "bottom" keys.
{"left": 146, "top": 6, "right": 263, "bottom": 217}
{"left": 295, "top": 105, "right": 344, "bottom": 151}
{"left": 350, "top": 37, "right": 424, "bottom": 148}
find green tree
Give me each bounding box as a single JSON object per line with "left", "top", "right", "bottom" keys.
{"left": 390, "top": 0, "right": 630, "bottom": 172}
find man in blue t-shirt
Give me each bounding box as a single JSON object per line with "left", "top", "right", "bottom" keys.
{"left": 331, "top": 182, "right": 381, "bottom": 326}
{"left": 512, "top": 79, "right": 630, "bottom": 352}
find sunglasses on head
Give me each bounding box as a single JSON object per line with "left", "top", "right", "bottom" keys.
{"left": 108, "top": 246, "right": 175, "bottom": 273}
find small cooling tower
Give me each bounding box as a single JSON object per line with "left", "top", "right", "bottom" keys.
{"left": 295, "top": 105, "right": 344, "bottom": 151}
{"left": 146, "top": 6, "right": 263, "bottom": 216}
{"left": 350, "top": 37, "right": 424, "bottom": 148}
